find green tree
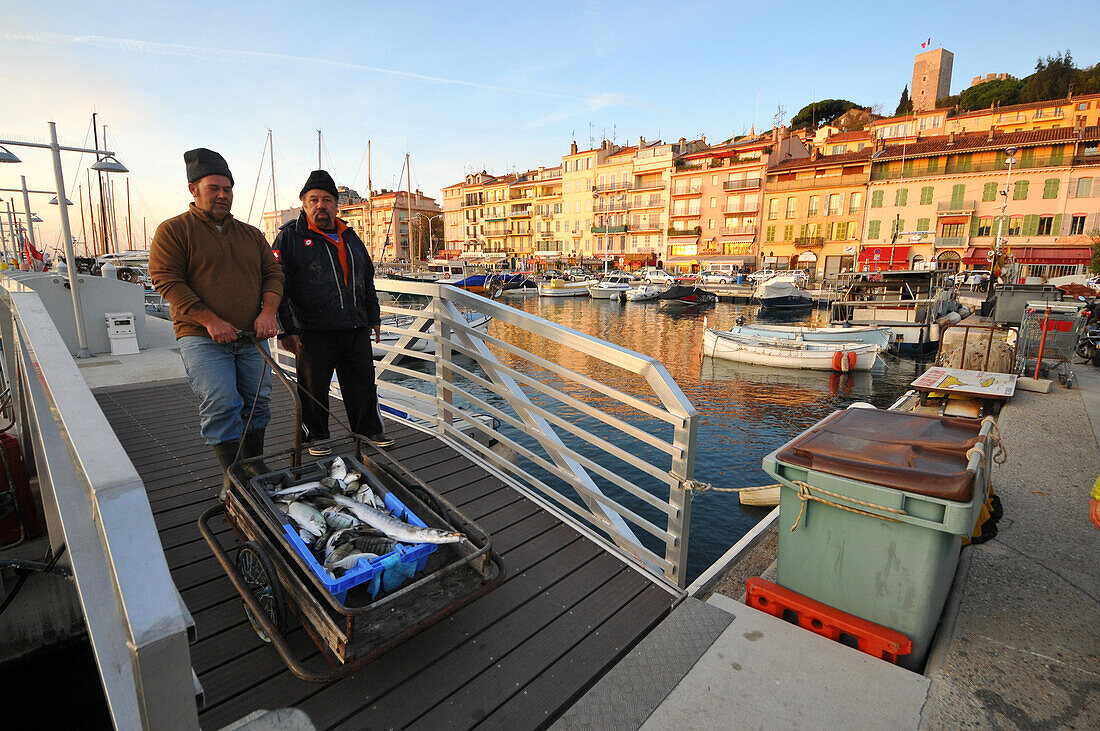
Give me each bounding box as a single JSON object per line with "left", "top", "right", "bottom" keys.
{"left": 956, "top": 78, "right": 1025, "bottom": 111}
{"left": 1019, "top": 50, "right": 1076, "bottom": 102}
{"left": 789, "top": 99, "right": 861, "bottom": 130}
{"left": 894, "top": 85, "right": 913, "bottom": 116}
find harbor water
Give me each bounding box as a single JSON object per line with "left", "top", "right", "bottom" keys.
{"left": 485, "top": 293, "right": 927, "bottom": 582}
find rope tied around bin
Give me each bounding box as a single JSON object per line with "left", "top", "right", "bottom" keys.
{"left": 790, "top": 480, "right": 906, "bottom": 532}
{"left": 966, "top": 417, "right": 1007, "bottom": 467}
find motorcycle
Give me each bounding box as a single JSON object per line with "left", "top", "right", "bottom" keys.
{"left": 1075, "top": 296, "right": 1100, "bottom": 366}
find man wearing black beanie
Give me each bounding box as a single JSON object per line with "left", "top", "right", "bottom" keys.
{"left": 150, "top": 148, "right": 284, "bottom": 497}
{"left": 273, "top": 170, "right": 393, "bottom": 453}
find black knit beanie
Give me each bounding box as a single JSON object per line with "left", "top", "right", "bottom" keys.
{"left": 184, "top": 148, "right": 234, "bottom": 185}
{"left": 299, "top": 170, "right": 338, "bottom": 199}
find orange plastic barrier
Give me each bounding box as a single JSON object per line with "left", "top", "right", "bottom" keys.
{"left": 746, "top": 577, "right": 913, "bottom": 664}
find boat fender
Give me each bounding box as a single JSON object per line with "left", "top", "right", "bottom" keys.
{"left": 833, "top": 350, "right": 855, "bottom": 372}
{"left": 832, "top": 351, "right": 843, "bottom": 372}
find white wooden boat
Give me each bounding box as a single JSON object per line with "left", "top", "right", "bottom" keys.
{"left": 588, "top": 273, "right": 636, "bottom": 299}
{"left": 702, "top": 328, "right": 880, "bottom": 371}
{"left": 739, "top": 484, "right": 781, "bottom": 507}
{"left": 727, "top": 323, "right": 894, "bottom": 350}
{"left": 624, "top": 285, "right": 664, "bottom": 301}
{"left": 538, "top": 278, "right": 596, "bottom": 297}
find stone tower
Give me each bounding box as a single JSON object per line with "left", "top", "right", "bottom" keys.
{"left": 911, "top": 47, "right": 954, "bottom": 111}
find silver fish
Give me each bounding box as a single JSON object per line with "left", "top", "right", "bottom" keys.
{"left": 271, "top": 481, "right": 327, "bottom": 499}
{"left": 322, "top": 506, "right": 357, "bottom": 531}
{"left": 323, "top": 527, "right": 354, "bottom": 560}
{"left": 354, "top": 485, "right": 381, "bottom": 508}
{"left": 325, "top": 550, "right": 380, "bottom": 579}
{"left": 344, "top": 471, "right": 362, "bottom": 484}
{"left": 330, "top": 456, "right": 348, "bottom": 482}
{"left": 352, "top": 534, "right": 395, "bottom": 556}
{"left": 287, "top": 501, "right": 326, "bottom": 538}
{"left": 332, "top": 494, "right": 465, "bottom": 544}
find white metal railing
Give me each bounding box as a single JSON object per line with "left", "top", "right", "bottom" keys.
{"left": 0, "top": 275, "right": 199, "bottom": 729}
{"left": 369, "top": 280, "right": 698, "bottom": 587}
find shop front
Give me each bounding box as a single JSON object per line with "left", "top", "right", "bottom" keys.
{"left": 963, "top": 245, "right": 1091, "bottom": 283}
{"left": 856, "top": 245, "right": 910, "bottom": 272}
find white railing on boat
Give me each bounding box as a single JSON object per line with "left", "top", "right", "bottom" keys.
{"left": 0, "top": 275, "right": 200, "bottom": 729}
{"left": 366, "top": 279, "right": 699, "bottom": 588}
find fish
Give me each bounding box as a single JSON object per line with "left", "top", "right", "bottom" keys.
{"left": 330, "top": 456, "right": 348, "bottom": 482}
{"left": 344, "top": 471, "right": 362, "bottom": 484}
{"left": 287, "top": 501, "right": 326, "bottom": 538}
{"left": 321, "top": 506, "right": 357, "bottom": 531}
{"left": 325, "top": 550, "right": 380, "bottom": 579}
{"left": 271, "top": 481, "right": 327, "bottom": 499}
{"left": 355, "top": 485, "right": 381, "bottom": 508}
{"left": 352, "top": 534, "right": 396, "bottom": 556}
{"left": 332, "top": 495, "right": 465, "bottom": 545}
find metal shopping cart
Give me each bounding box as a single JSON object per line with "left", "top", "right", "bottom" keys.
{"left": 1014, "top": 301, "right": 1087, "bottom": 387}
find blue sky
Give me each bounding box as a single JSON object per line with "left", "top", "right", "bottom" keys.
{"left": 1, "top": 1, "right": 1098, "bottom": 253}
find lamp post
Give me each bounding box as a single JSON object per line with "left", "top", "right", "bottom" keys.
{"left": 987, "top": 146, "right": 1018, "bottom": 304}
{"left": 411, "top": 212, "right": 442, "bottom": 262}
{"left": 1, "top": 179, "right": 69, "bottom": 264}
{"left": 0, "top": 122, "right": 129, "bottom": 357}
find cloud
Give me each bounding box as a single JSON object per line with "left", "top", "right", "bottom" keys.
{"left": 2, "top": 31, "right": 587, "bottom": 102}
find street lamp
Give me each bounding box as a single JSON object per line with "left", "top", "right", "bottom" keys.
{"left": 411, "top": 212, "right": 443, "bottom": 262}
{"left": 987, "top": 146, "right": 1018, "bottom": 304}
{"left": 0, "top": 122, "right": 128, "bottom": 357}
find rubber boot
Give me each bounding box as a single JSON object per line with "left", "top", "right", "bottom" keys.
{"left": 211, "top": 440, "right": 240, "bottom": 501}
{"left": 240, "top": 429, "right": 271, "bottom": 479}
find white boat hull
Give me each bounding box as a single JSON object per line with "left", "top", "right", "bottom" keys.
{"left": 703, "top": 329, "right": 880, "bottom": 371}
{"left": 588, "top": 284, "right": 631, "bottom": 299}
{"left": 377, "top": 312, "right": 491, "bottom": 356}
{"left": 728, "top": 324, "right": 894, "bottom": 350}
{"left": 538, "top": 279, "right": 596, "bottom": 297}
{"left": 624, "top": 285, "right": 663, "bottom": 301}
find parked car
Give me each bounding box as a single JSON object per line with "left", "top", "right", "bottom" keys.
{"left": 699, "top": 267, "right": 738, "bottom": 285}
{"left": 543, "top": 269, "right": 564, "bottom": 280}
{"left": 637, "top": 267, "right": 675, "bottom": 285}
{"left": 563, "top": 266, "right": 593, "bottom": 281}
{"left": 961, "top": 269, "right": 991, "bottom": 288}
{"left": 674, "top": 273, "right": 700, "bottom": 284}
{"left": 746, "top": 269, "right": 777, "bottom": 283}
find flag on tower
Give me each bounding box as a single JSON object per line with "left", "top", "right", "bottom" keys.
{"left": 921, "top": 38, "right": 931, "bottom": 48}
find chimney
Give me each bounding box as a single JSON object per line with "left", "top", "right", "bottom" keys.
{"left": 570, "top": 141, "right": 578, "bottom": 155}
{"left": 987, "top": 127, "right": 995, "bottom": 142}
{"left": 947, "top": 132, "right": 955, "bottom": 146}
{"left": 639, "top": 136, "right": 645, "bottom": 148}
{"left": 811, "top": 148, "right": 820, "bottom": 161}
{"left": 679, "top": 137, "right": 686, "bottom": 146}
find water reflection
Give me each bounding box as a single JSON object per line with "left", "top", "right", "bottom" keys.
{"left": 456, "top": 294, "right": 926, "bottom": 580}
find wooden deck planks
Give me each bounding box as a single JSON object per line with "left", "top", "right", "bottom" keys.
{"left": 93, "top": 381, "right": 675, "bottom": 730}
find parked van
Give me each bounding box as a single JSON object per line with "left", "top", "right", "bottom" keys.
{"left": 699, "top": 263, "right": 739, "bottom": 285}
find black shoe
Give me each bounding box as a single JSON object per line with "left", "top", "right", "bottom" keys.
{"left": 366, "top": 433, "right": 395, "bottom": 448}
{"left": 211, "top": 440, "right": 241, "bottom": 501}
{"left": 307, "top": 442, "right": 332, "bottom": 456}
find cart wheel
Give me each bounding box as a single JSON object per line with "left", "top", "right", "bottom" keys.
{"left": 236, "top": 541, "right": 285, "bottom": 643}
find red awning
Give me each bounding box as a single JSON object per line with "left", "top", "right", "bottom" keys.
{"left": 964, "top": 246, "right": 1091, "bottom": 265}
{"left": 937, "top": 215, "right": 970, "bottom": 225}
{"left": 857, "top": 245, "right": 910, "bottom": 263}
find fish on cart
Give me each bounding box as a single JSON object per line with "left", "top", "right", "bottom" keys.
{"left": 332, "top": 495, "right": 465, "bottom": 545}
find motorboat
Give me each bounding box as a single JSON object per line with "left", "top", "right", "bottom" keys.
{"left": 588, "top": 273, "right": 636, "bottom": 299}
{"left": 754, "top": 274, "right": 813, "bottom": 310}
{"left": 829, "top": 270, "right": 961, "bottom": 354}
{"left": 724, "top": 321, "right": 894, "bottom": 350}
{"left": 624, "top": 285, "right": 663, "bottom": 302}
{"left": 376, "top": 310, "right": 492, "bottom": 357}
{"left": 702, "top": 327, "right": 880, "bottom": 371}
{"left": 537, "top": 278, "right": 596, "bottom": 297}
{"left": 656, "top": 284, "right": 717, "bottom": 305}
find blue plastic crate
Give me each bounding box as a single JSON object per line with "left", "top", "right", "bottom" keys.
{"left": 282, "top": 489, "right": 437, "bottom": 604}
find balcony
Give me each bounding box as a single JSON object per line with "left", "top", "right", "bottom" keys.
{"left": 935, "top": 236, "right": 967, "bottom": 248}
{"left": 631, "top": 220, "right": 664, "bottom": 232}
{"left": 538, "top": 230, "right": 554, "bottom": 238}
{"left": 509, "top": 209, "right": 532, "bottom": 217}
{"left": 594, "top": 203, "right": 631, "bottom": 213}
{"left": 595, "top": 181, "right": 632, "bottom": 192}
{"left": 484, "top": 216, "right": 506, "bottom": 222}
{"left": 871, "top": 155, "right": 1071, "bottom": 181}
{"left": 765, "top": 173, "right": 867, "bottom": 192}
{"left": 592, "top": 225, "right": 629, "bottom": 234}
{"left": 670, "top": 210, "right": 702, "bottom": 219}
{"left": 668, "top": 227, "right": 701, "bottom": 238}
{"left": 720, "top": 226, "right": 756, "bottom": 236}
{"left": 630, "top": 196, "right": 664, "bottom": 209}
{"left": 937, "top": 200, "right": 977, "bottom": 212}
{"left": 674, "top": 162, "right": 705, "bottom": 171}
{"left": 632, "top": 180, "right": 666, "bottom": 192}
{"left": 724, "top": 203, "right": 761, "bottom": 214}
{"left": 671, "top": 186, "right": 703, "bottom": 197}
{"left": 722, "top": 178, "right": 762, "bottom": 191}
{"left": 794, "top": 237, "right": 825, "bottom": 249}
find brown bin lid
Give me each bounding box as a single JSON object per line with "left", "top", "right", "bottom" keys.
{"left": 776, "top": 409, "right": 982, "bottom": 502}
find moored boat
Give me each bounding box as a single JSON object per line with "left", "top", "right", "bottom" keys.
{"left": 829, "top": 270, "right": 960, "bottom": 354}
{"left": 537, "top": 278, "right": 596, "bottom": 297}
{"left": 754, "top": 274, "right": 813, "bottom": 310}
{"left": 623, "top": 284, "right": 664, "bottom": 301}
{"left": 587, "top": 273, "right": 636, "bottom": 299}
{"left": 656, "top": 284, "right": 717, "bottom": 305}
{"left": 725, "top": 322, "right": 894, "bottom": 350}
{"left": 702, "top": 327, "right": 880, "bottom": 371}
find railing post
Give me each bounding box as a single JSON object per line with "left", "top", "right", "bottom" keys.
{"left": 666, "top": 413, "right": 697, "bottom": 587}
{"left": 433, "top": 287, "right": 454, "bottom": 433}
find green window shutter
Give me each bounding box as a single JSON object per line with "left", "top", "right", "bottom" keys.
{"left": 956, "top": 154, "right": 971, "bottom": 173}
{"left": 920, "top": 186, "right": 933, "bottom": 205}
{"left": 983, "top": 182, "right": 997, "bottom": 202}
{"left": 917, "top": 217, "right": 930, "bottom": 234}
{"left": 766, "top": 226, "right": 775, "bottom": 242}
{"left": 1014, "top": 181, "right": 1029, "bottom": 200}
{"left": 799, "top": 224, "right": 808, "bottom": 239}
{"left": 868, "top": 220, "right": 880, "bottom": 239}
{"left": 836, "top": 222, "right": 848, "bottom": 239}
{"left": 1020, "top": 148, "right": 1035, "bottom": 167}
{"left": 926, "top": 159, "right": 938, "bottom": 175}
{"left": 902, "top": 160, "right": 915, "bottom": 177}
{"left": 783, "top": 225, "right": 793, "bottom": 241}
{"left": 1023, "top": 214, "right": 1039, "bottom": 236}
{"left": 871, "top": 190, "right": 883, "bottom": 208}
{"left": 824, "top": 222, "right": 834, "bottom": 240}
{"left": 1049, "top": 146, "right": 1064, "bottom": 166}
{"left": 895, "top": 189, "right": 908, "bottom": 206}
{"left": 951, "top": 184, "right": 965, "bottom": 204}
{"left": 1052, "top": 214, "right": 1062, "bottom": 236}
{"left": 1042, "top": 178, "right": 1059, "bottom": 199}
{"left": 969, "top": 216, "right": 979, "bottom": 237}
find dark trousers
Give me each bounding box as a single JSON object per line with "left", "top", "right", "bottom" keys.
{"left": 296, "top": 328, "right": 385, "bottom": 441}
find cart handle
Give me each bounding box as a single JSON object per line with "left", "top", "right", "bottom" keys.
{"left": 237, "top": 332, "right": 306, "bottom": 468}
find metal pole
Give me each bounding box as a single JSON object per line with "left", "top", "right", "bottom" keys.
{"left": 109, "top": 178, "right": 120, "bottom": 253}
{"left": 5, "top": 201, "right": 16, "bottom": 265}
{"left": 20, "top": 176, "right": 38, "bottom": 257}
{"left": 126, "top": 177, "right": 132, "bottom": 249}
{"left": 0, "top": 202, "right": 8, "bottom": 259}
{"left": 49, "top": 121, "right": 92, "bottom": 358}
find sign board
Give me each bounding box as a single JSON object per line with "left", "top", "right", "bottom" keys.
{"left": 911, "top": 367, "right": 1017, "bottom": 400}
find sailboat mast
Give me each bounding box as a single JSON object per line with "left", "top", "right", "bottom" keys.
{"left": 78, "top": 184, "right": 87, "bottom": 252}
{"left": 86, "top": 168, "right": 98, "bottom": 253}
{"left": 367, "top": 140, "right": 374, "bottom": 258}
{"left": 126, "top": 178, "right": 132, "bottom": 249}
{"left": 405, "top": 153, "right": 413, "bottom": 262}
{"left": 270, "top": 131, "right": 278, "bottom": 213}
{"left": 317, "top": 130, "right": 322, "bottom": 169}
{"left": 92, "top": 113, "right": 108, "bottom": 255}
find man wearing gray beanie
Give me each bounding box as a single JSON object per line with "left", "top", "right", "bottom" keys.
{"left": 150, "top": 148, "right": 284, "bottom": 497}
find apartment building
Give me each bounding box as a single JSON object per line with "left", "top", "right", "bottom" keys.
{"left": 865, "top": 126, "right": 1100, "bottom": 280}
{"left": 761, "top": 148, "right": 872, "bottom": 278}
{"left": 260, "top": 207, "right": 302, "bottom": 244}
{"left": 441, "top": 182, "right": 465, "bottom": 258}
{"left": 592, "top": 144, "right": 637, "bottom": 262}
{"left": 337, "top": 190, "right": 441, "bottom": 262}
{"left": 532, "top": 166, "right": 564, "bottom": 261}
{"left": 945, "top": 93, "right": 1100, "bottom": 135}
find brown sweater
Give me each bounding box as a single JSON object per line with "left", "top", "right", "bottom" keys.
{"left": 150, "top": 204, "right": 284, "bottom": 340}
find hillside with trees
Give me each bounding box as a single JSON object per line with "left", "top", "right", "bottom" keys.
{"left": 937, "top": 51, "right": 1100, "bottom": 111}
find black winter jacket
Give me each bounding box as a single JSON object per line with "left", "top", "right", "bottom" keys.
{"left": 273, "top": 212, "right": 381, "bottom": 335}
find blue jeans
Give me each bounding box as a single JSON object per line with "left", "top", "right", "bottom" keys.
{"left": 178, "top": 336, "right": 272, "bottom": 445}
